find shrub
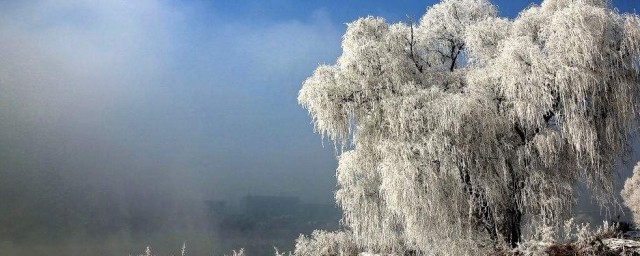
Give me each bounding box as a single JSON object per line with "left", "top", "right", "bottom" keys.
{"left": 622, "top": 163, "right": 640, "bottom": 226}
{"left": 293, "top": 230, "right": 358, "bottom": 256}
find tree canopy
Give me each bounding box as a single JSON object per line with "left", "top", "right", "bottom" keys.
{"left": 298, "top": 0, "right": 640, "bottom": 254}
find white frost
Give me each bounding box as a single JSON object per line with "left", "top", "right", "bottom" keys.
{"left": 298, "top": 0, "right": 640, "bottom": 254}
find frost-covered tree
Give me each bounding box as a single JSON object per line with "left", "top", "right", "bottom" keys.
{"left": 298, "top": 0, "right": 640, "bottom": 254}
{"left": 622, "top": 163, "right": 640, "bottom": 226}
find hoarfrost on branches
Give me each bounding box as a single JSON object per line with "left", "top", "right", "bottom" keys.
{"left": 299, "top": 0, "right": 640, "bottom": 254}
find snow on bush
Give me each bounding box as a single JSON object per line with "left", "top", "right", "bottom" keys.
{"left": 622, "top": 163, "right": 640, "bottom": 226}
{"left": 293, "top": 230, "right": 358, "bottom": 256}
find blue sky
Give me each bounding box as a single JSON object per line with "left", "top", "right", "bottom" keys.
{"left": 197, "top": 0, "right": 638, "bottom": 22}
{"left": 0, "top": 0, "right": 639, "bottom": 206}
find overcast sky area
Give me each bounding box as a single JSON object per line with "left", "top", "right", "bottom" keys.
{"left": 0, "top": 0, "right": 639, "bottom": 254}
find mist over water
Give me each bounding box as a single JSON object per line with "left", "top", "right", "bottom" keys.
{"left": 0, "top": 1, "right": 342, "bottom": 255}
{"left": 1, "top": 0, "right": 639, "bottom": 255}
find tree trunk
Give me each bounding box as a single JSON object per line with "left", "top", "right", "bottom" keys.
{"left": 458, "top": 161, "right": 523, "bottom": 248}
{"left": 458, "top": 168, "right": 499, "bottom": 243}
{"left": 503, "top": 160, "right": 523, "bottom": 248}
{"left": 503, "top": 203, "right": 522, "bottom": 248}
